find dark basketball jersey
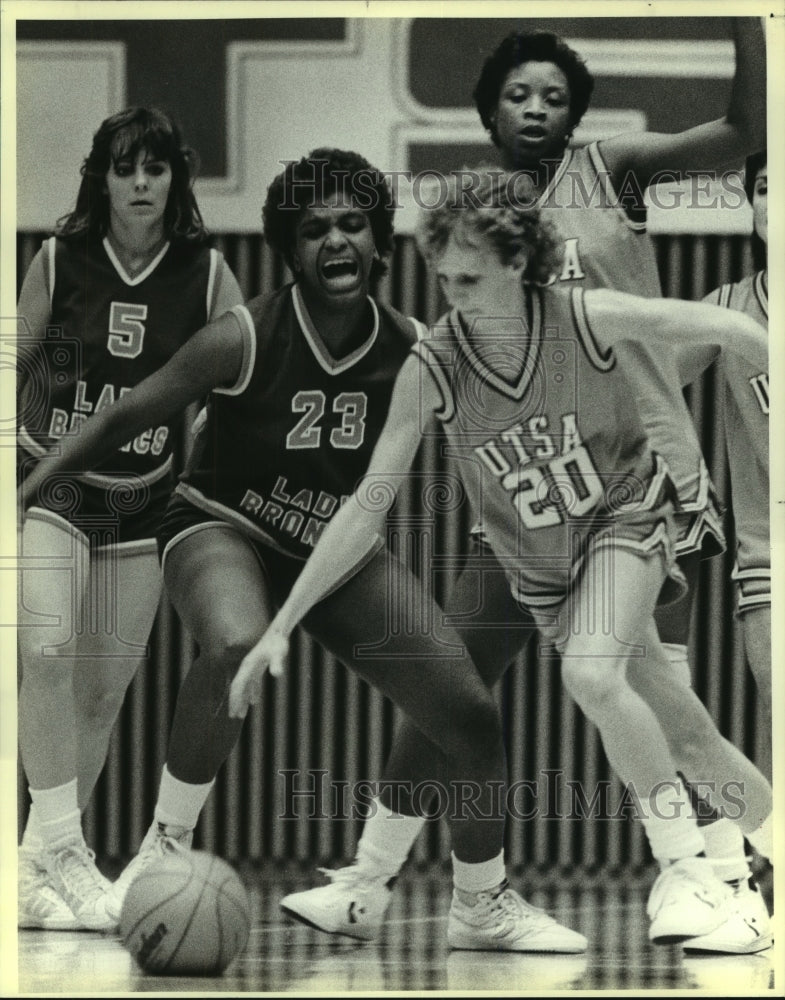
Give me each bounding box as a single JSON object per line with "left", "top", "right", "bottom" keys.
{"left": 704, "top": 272, "right": 769, "bottom": 609}
{"left": 416, "top": 286, "right": 674, "bottom": 607}
{"left": 18, "top": 235, "right": 223, "bottom": 489}
{"left": 177, "top": 284, "right": 425, "bottom": 561}
{"left": 540, "top": 143, "right": 710, "bottom": 528}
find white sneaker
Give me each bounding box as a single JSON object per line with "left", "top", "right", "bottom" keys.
{"left": 44, "top": 841, "right": 116, "bottom": 932}
{"left": 279, "top": 863, "right": 396, "bottom": 941}
{"left": 683, "top": 879, "right": 773, "bottom": 954}
{"left": 18, "top": 848, "right": 80, "bottom": 931}
{"left": 647, "top": 856, "right": 732, "bottom": 944}
{"left": 105, "top": 822, "right": 193, "bottom": 922}
{"left": 447, "top": 885, "right": 588, "bottom": 953}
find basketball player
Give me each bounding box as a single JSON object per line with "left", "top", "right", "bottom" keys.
{"left": 278, "top": 23, "right": 772, "bottom": 952}
{"left": 16, "top": 107, "right": 244, "bottom": 931}
{"left": 230, "top": 170, "right": 771, "bottom": 946}
{"left": 19, "top": 150, "right": 587, "bottom": 952}
{"left": 625, "top": 150, "right": 771, "bottom": 955}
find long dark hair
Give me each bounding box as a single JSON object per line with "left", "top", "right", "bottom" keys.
{"left": 55, "top": 107, "right": 207, "bottom": 243}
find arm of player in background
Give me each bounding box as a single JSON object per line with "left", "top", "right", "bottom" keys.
{"left": 16, "top": 249, "right": 52, "bottom": 406}
{"left": 210, "top": 259, "right": 245, "bottom": 319}
{"left": 600, "top": 18, "right": 766, "bottom": 190}
{"left": 584, "top": 288, "right": 769, "bottom": 376}
{"left": 18, "top": 309, "right": 247, "bottom": 510}
{"left": 228, "top": 353, "right": 441, "bottom": 717}
{"left": 675, "top": 342, "right": 721, "bottom": 387}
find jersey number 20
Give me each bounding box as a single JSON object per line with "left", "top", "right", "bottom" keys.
{"left": 287, "top": 390, "right": 368, "bottom": 450}
{"left": 108, "top": 302, "right": 148, "bottom": 359}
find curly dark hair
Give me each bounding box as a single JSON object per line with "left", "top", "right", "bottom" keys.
{"left": 262, "top": 148, "right": 396, "bottom": 279}
{"left": 416, "top": 168, "right": 563, "bottom": 286}
{"left": 474, "top": 31, "right": 595, "bottom": 147}
{"left": 55, "top": 107, "right": 207, "bottom": 243}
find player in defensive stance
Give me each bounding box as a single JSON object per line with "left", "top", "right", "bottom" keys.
{"left": 16, "top": 107, "right": 243, "bottom": 932}
{"left": 274, "top": 23, "right": 772, "bottom": 950}
{"left": 230, "top": 171, "right": 770, "bottom": 948}
{"left": 19, "top": 150, "right": 587, "bottom": 953}
{"left": 627, "top": 150, "right": 772, "bottom": 956}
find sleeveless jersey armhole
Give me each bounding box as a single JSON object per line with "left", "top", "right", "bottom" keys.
{"left": 588, "top": 142, "right": 648, "bottom": 233}
{"left": 410, "top": 317, "right": 428, "bottom": 342}
{"left": 213, "top": 304, "right": 257, "bottom": 397}
{"left": 412, "top": 340, "right": 454, "bottom": 422}
{"left": 570, "top": 287, "right": 616, "bottom": 372}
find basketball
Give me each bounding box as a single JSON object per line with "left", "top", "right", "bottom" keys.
{"left": 119, "top": 850, "right": 251, "bottom": 976}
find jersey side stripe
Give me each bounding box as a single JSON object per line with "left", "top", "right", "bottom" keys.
{"left": 213, "top": 305, "right": 257, "bottom": 397}
{"left": 412, "top": 341, "right": 453, "bottom": 422}
{"left": 44, "top": 236, "right": 56, "bottom": 309}
{"left": 206, "top": 248, "right": 220, "bottom": 319}
{"left": 754, "top": 270, "right": 768, "bottom": 319}
{"left": 717, "top": 283, "right": 733, "bottom": 309}
{"left": 570, "top": 287, "right": 615, "bottom": 372}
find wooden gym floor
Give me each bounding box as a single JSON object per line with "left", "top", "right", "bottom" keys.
{"left": 13, "top": 863, "right": 779, "bottom": 996}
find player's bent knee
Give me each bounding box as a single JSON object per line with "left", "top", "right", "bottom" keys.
{"left": 560, "top": 659, "right": 623, "bottom": 717}
{"left": 198, "top": 639, "right": 261, "bottom": 681}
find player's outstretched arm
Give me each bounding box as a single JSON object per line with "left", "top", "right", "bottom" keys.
{"left": 601, "top": 17, "right": 766, "bottom": 189}
{"left": 228, "top": 354, "right": 439, "bottom": 718}
{"left": 584, "top": 288, "right": 769, "bottom": 374}
{"left": 18, "top": 310, "right": 247, "bottom": 511}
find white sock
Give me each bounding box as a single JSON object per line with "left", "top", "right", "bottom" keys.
{"left": 451, "top": 849, "right": 506, "bottom": 895}
{"left": 21, "top": 803, "right": 45, "bottom": 853}
{"left": 661, "top": 643, "right": 691, "bottom": 687}
{"left": 153, "top": 765, "right": 214, "bottom": 832}
{"left": 356, "top": 798, "right": 425, "bottom": 876}
{"left": 639, "top": 781, "right": 704, "bottom": 865}
{"left": 28, "top": 779, "right": 83, "bottom": 851}
{"left": 701, "top": 818, "right": 750, "bottom": 882}
{"left": 746, "top": 812, "right": 773, "bottom": 864}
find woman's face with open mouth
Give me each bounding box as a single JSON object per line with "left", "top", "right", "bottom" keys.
{"left": 294, "top": 193, "right": 376, "bottom": 306}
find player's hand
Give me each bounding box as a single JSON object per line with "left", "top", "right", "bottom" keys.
{"left": 228, "top": 629, "right": 290, "bottom": 718}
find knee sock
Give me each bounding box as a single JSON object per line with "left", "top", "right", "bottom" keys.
{"left": 356, "top": 797, "right": 425, "bottom": 877}
{"left": 153, "top": 765, "right": 215, "bottom": 832}
{"left": 28, "top": 779, "right": 83, "bottom": 851}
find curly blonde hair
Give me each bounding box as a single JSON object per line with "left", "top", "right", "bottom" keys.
{"left": 416, "top": 168, "right": 563, "bottom": 285}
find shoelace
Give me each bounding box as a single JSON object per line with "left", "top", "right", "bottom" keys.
{"left": 477, "top": 891, "right": 557, "bottom": 940}
{"left": 54, "top": 845, "right": 104, "bottom": 902}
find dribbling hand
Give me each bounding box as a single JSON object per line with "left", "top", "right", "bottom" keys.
{"left": 228, "top": 629, "right": 290, "bottom": 718}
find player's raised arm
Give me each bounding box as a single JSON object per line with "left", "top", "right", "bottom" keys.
{"left": 583, "top": 287, "right": 768, "bottom": 375}
{"left": 600, "top": 18, "right": 766, "bottom": 189}
{"left": 18, "top": 309, "right": 247, "bottom": 510}
{"left": 228, "top": 353, "right": 440, "bottom": 716}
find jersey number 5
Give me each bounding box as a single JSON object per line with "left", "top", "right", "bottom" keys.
{"left": 287, "top": 390, "right": 368, "bottom": 450}
{"left": 108, "top": 302, "right": 148, "bottom": 359}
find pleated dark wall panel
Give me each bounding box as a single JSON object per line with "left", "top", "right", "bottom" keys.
{"left": 16, "top": 231, "right": 763, "bottom": 868}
